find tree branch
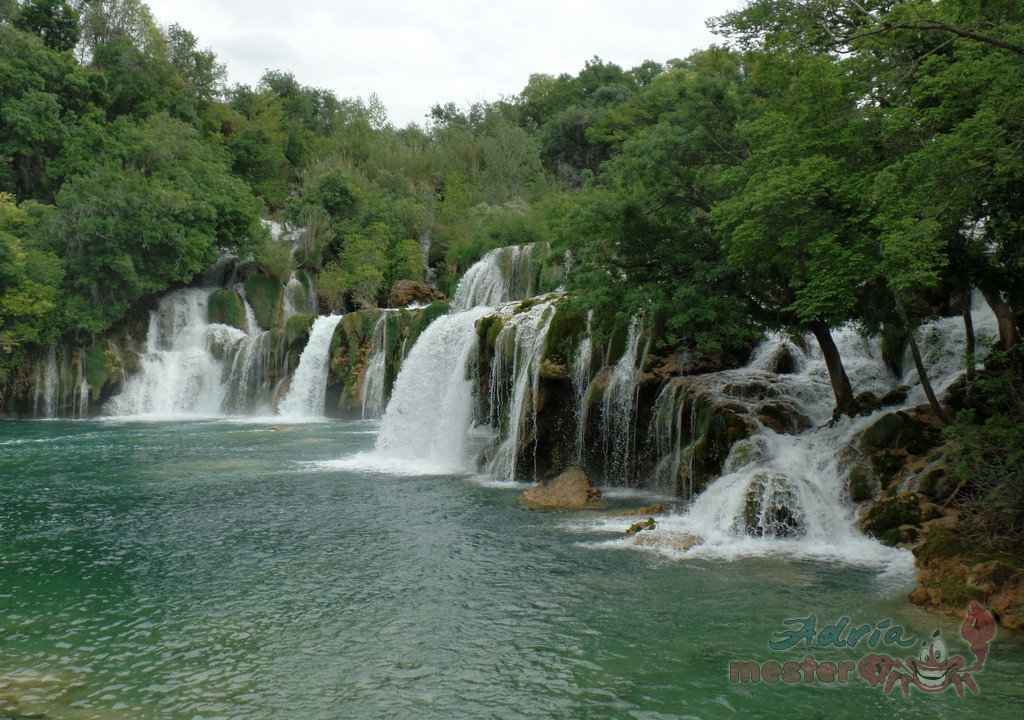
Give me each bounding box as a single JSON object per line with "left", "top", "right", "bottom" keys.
{"left": 850, "top": 20, "right": 1024, "bottom": 56}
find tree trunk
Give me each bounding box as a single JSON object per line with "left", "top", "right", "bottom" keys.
{"left": 893, "top": 290, "right": 953, "bottom": 426}
{"left": 981, "top": 289, "right": 1021, "bottom": 350}
{"left": 809, "top": 318, "right": 856, "bottom": 419}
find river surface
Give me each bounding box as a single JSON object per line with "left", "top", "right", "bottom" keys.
{"left": 1, "top": 420, "right": 1022, "bottom": 719}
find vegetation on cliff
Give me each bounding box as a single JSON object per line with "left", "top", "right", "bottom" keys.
{"left": 1, "top": 0, "right": 1022, "bottom": 620}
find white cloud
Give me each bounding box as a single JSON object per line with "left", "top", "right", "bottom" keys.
{"left": 146, "top": 0, "right": 745, "bottom": 127}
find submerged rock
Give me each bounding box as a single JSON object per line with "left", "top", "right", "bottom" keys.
{"left": 519, "top": 466, "right": 604, "bottom": 510}
{"left": 634, "top": 531, "right": 701, "bottom": 551}
{"left": 611, "top": 503, "right": 666, "bottom": 517}
{"left": 625, "top": 517, "right": 656, "bottom": 536}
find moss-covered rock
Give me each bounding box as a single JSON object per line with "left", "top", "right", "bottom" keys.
{"left": 756, "top": 401, "right": 811, "bottom": 435}
{"left": 538, "top": 358, "right": 568, "bottom": 380}
{"left": 208, "top": 289, "right": 247, "bottom": 330}
{"left": 543, "top": 307, "right": 584, "bottom": 361}
{"left": 475, "top": 314, "right": 504, "bottom": 352}
{"left": 860, "top": 411, "right": 941, "bottom": 455}
{"left": 625, "top": 517, "right": 656, "bottom": 536}
{"left": 243, "top": 274, "right": 284, "bottom": 330}
{"left": 870, "top": 451, "right": 904, "bottom": 490}
{"left": 83, "top": 341, "right": 128, "bottom": 402}
{"left": 860, "top": 491, "right": 923, "bottom": 542}
{"left": 422, "top": 300, "right": 449, "bottom": 330}
{"left": 847, "top": 464, "right": 878, "bottom": 501}
{"left": 764, "top": 344, "right": 798, "bottom": 374}
{"left": 285, "top": 314, "right": 316, "bottom": 346}
{"left": 724, "top": 437, "right": 767, "bottom": 473}
{"left": 916, "top": 466, "right": 946, "bottom": 498}
{"left": 880, "top": 524, "right": 920, "bottom": 546}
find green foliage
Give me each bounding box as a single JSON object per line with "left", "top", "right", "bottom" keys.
{"left": 207, "top": 289, "right": 247, "bottom": 331}
{"left": 946, "top": 348, "right": 1024, "bottom": 553}
{"left": 285, "top": 313, "right": 316, "bottom": 345}
{"left": 255, "top": 233, "right": 295, "bottom": 284}
{"left": 52, "top": 114, "right": 263, "bottom": 332}
{"left": 0, "top": 193, "right": 63, "bottom": 378}
{"left": 13, "top": 0, "right": 81, "bottom": 52}
{"left": 242, "top": 273, "right": 284, "bottom": 330}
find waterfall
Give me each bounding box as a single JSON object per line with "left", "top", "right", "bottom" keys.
{"left": 33, "top": 345, "right": 59, "bottom": 418}
{"left": 277, "top": 315, "right": 343, "bottom": 418}
{"left": 598, "top": 318, "right": 649, "bottom": 484}
{"left": 361, "top": 314, "right": 389, "bottom": 419}
{"left": 572, "top": 311, "right": 594, "bottom": 465}
{"left": 222, "top": 331, "right": 276, "bottom": 414}
{"left": 451, "top": 244, "right": 543, "bottom": 310}
{"left": 372, "top": 307, "right": 491, "bottom": 471}
{"left": 107, "top": 289, "right": 239, "bottom": 417}
{"left": 648, "top": 381, "right": 695, "bottom": 497}
{"left": 283, "top": 271, "right": 318, "bottom": 319}
{"left": 487, "top": 300, "right": 557, "bottom": 481}
{"left": 607, "top": 299, "right": 1001, "bottom": 564}
{"left": 74, "top": 354, "right": 89, "bottom": 418}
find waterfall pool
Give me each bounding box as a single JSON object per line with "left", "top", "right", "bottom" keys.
{"left": 1, "top": 419, "right": 1022, "bottom": 719}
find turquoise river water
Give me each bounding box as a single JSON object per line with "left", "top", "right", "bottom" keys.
{"left": 1, "top": 419, "right": 1022, "bottom": 719}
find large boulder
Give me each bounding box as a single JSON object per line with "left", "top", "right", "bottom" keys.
{"left": 389, "top": 280, "right": 446, "bottom": 307}
{"left": 519, "top": 466, "right": 604, "bottom": 510}
{"left": 756, "top": 401, "right": 812, "bottom": 435}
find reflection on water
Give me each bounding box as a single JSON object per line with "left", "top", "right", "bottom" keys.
{"left": 1, "top": 420, "right": 1022, "bottom": 720}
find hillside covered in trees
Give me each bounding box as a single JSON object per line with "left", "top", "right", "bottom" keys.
{"left": 1, "top": 1, "right": 1022, "bottom": 566}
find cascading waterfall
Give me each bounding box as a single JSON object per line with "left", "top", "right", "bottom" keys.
{"left": 605, "top": 298, "right": 1000, "bottom": 564}
{"left": 648, "top": 381, "right": 697, "bottom": 498}
{"left": 360, "top": 314, "right": 389, "bottom": 419}
{"left": 372, "top": 307, "right": 492, "bottom": 471}
{"left": 451, "top": 244, "right": 543, "bottom": 310}
{"left": 598, "top": 317, "right": 649, "bottom": 484}
{"left": 33, "top": 345, "right": 59, "bottom": 418}
{"left": 104, "top": 266, "right": 328, "bottom": 418}
{"left": 572, "top": 311, "right": 595, "bottom": 465}
{"left": 487, "top": 300, "right": 557, "bottom": 481}
{"left": 74, "top": 354, "right": 89, "bottom": 418}
{"left": 107, "top": 289, "right": 240, "bottom": 417}
{"left": 283, "top": 271, "right": 318, "bottom": 319}
{"left": 222, "top": 330, "right": 277, "bottom": 414}
{"left": 277, "top": 315, "right": 344, "bottom": 419}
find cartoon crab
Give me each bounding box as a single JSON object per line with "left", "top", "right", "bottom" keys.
{"left": 857, "top": 602, "right": 996, "bottom": 697}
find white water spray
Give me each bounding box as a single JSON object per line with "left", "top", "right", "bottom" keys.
{"left": 601, "top": 301, "right": 1000, "bottom": 565}
{"left": 371, "top": 307, "right": 491, "bottom": 471}
{"left": 487, "top": 299, "right": 558, "bottom": 481}
{"left": 361, "top": 313, "right": 390, "bottom": 419}
{"left": 451, "top": 244, "right": 543, "bottom": 310}
{"left": 107, "top": 289, "right": 238, "bottom": 417}
{"left": 277, "top": 315, "right": 343, "bottom": 419}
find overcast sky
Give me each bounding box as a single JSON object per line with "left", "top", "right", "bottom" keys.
{"left": 145, "top": 1, "right": 746, "bottom": 127}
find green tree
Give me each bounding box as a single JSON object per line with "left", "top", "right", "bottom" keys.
{"left": 560, "top": 49, "right": 761, "bottom": 358}
{"left": 13, "top": 0, "right": 81, "bottom": 51}
{"left": 52, "top": 114, "right": 263, "bottom": 332}
{"left": 0, "top": 193, "right": 64, "bottom": 379}
{"left": 710, "top": 50, "right": 885, "bottom": 415}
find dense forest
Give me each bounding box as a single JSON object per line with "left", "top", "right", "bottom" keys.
{"left": 1, "top": 1, "right": 1022, "bottom": 552}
